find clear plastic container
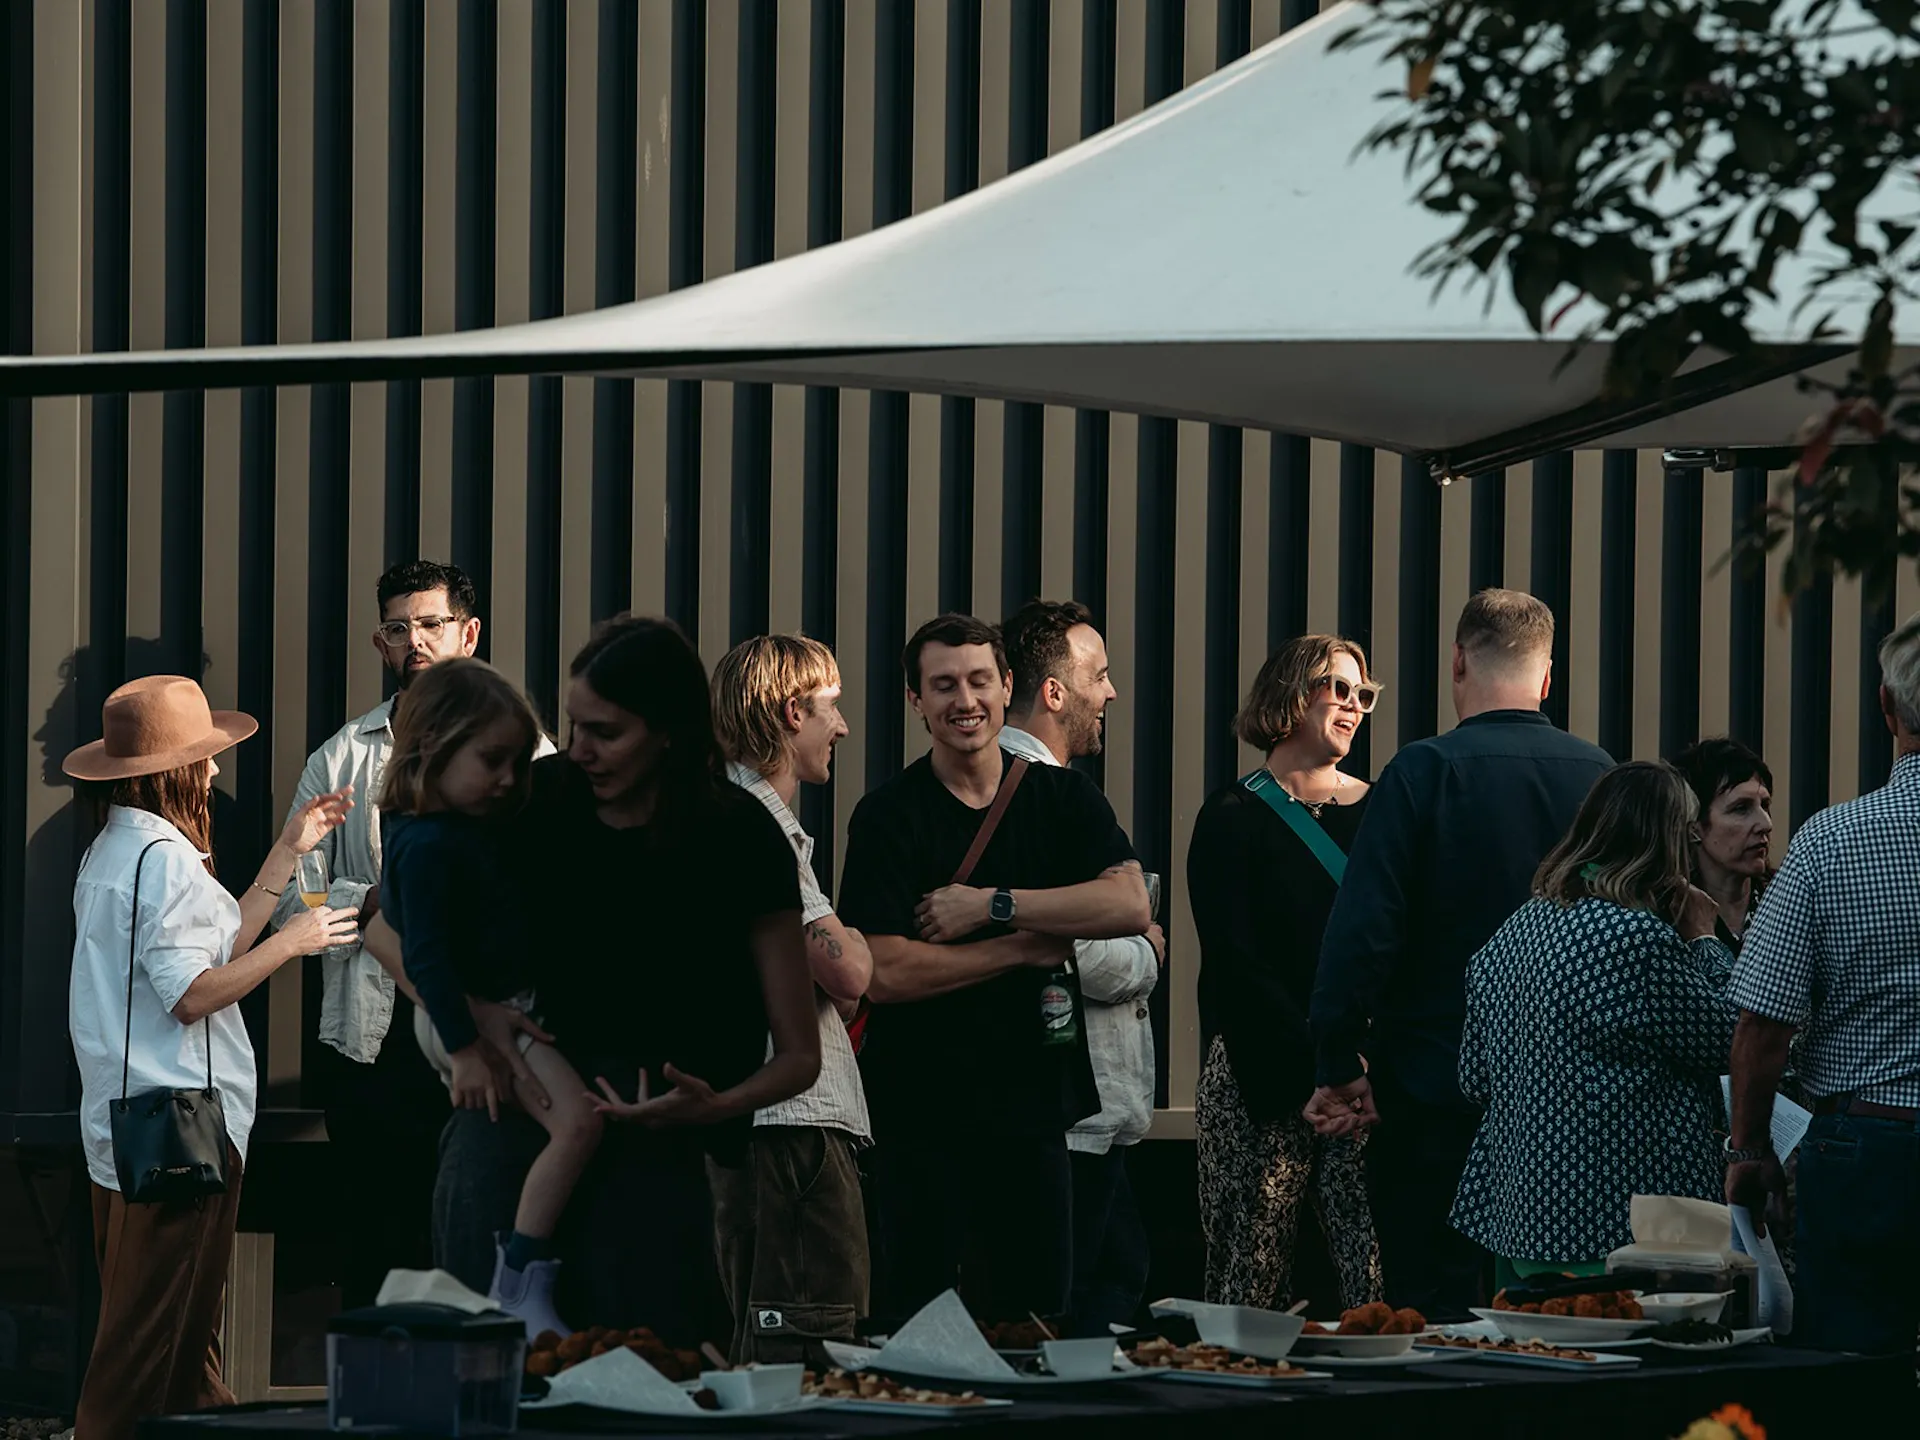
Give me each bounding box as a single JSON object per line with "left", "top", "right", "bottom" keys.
{"left": 1605, "top": 1245, "right": 1760, "bottom": 1330}
{"left": 328, "top": 1303, "right": 525, "bottom": 1435}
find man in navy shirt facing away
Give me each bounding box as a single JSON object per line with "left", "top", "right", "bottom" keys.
{"left": 1305, "top": 589, "right": 1611, "bottom": 1318}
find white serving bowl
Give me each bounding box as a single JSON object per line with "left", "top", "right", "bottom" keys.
{"left": 1290, "top": 1326, "right": 1422, "bottom": 1358}
{"left": 1040, "top": 1338, "right": 1123, "bottom": 1379}
{"left": 702, "top": 1363, "right": 803, "bottom": 1410}
{"left": 1471, "top": 1307, "right": 1658, "bottom": 1344}
{"left": 1148, "top": 1298, "right": 1306, "bottom": 1360}
{"left": 1637, "top": 1292, "right": 1731, "bottom": 1325}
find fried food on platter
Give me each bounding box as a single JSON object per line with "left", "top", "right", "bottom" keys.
{"left": 1125, "top": 1337, "right": 1307, "bottom": 1378}
{"left": 1328, "top": 1301, "right": 1426, "bottom": 1335}
{"left": 804, "top": 1369, "right": 989, "bottom": 1405}
{"left": 1423, "top": 1334, "right": 1600, "bottom": 1362}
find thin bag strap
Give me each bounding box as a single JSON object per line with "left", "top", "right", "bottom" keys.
{"left": 123, "top": 837, "right": 214, "bottom": 1099}
{"left": 1241, "top": 769, "right": 1349, "bottom": 885}
{"left": 953, "top": 757, "right": 1030, "bottom": 886}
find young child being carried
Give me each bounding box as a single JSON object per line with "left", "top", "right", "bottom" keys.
{"left": 377, "top": 657, "right": 598, "bottom": 1339}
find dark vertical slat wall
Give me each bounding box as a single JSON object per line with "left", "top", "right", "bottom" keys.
{"left": 385, "top": 1, "right": 425, "bottom": 573}
{"left": 1859, "top": 588, "right": 1896, "bottom": 788}
{"left": 451, "top": 0, "right": 498, "bottom": 647}
{"left": 1336, "top": 444, "right": 1375, "bottom": 775}
{"left": 1071, "top": 0, "right": 1116, "bottom": 637}
{"left": 937, "top": 0, "right": 980, "bottom": 619}
{"left": 161, "top": 0, "right": 208, "bottom": 682}
{"left": 309, "top": 0, "right": 354, "bottom": 749}
{"left": 1659, "top": 463, "right": 1704, "bottom": 758}
{"left": 524, "top": 0, "right": 566, "bottom": 730}
{"left": 1728, "top": 465, "right": 1768, "bottom": 750}
{"left": 1530, "top": 452, "right": 1573, "bottom": 732}
{"left": 590, "top": 0, "right": 638, "bottom": 619}
{"left": 1790, "top": 497, "right": 1834, "bottom": 828}
{"left": 799, "top": 0, "right": 846, "bottom": 878}
{"left": 729, "top": 0, "right": 779, "bottom": 645}
{"left": 1469, "top": 469, "right": 1505, "bottom": 592}
{"left": 236, "top": 0, "right": 281, "bottom": 867}
{"left": 1597, "top": 450, "right": 1637, "bottom": 759}
{"left": 863, "top": 0, "right": 914, "bottom": 790}
{"left": 1398, "top": 455, "right": 1441, "bottom": 746}
{"left": 89, "top": 0, "right": 132, "bottom": 747}
{"left": 999, "top": 3, "right": 1049, "bottom": 620}
{"left": 665, "top": 0, "right": 708, "bottom": 635}
{"left": 0, "top": 1, "right": 33, "bottom": 1113}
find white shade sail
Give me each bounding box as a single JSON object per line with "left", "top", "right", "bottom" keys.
{"left": 0, "top": 3, "right": 1896, "bottom": 472}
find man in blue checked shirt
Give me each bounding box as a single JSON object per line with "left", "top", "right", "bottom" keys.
{"left": 1727, "top": 610, "right": 1920, "bottom": 1356}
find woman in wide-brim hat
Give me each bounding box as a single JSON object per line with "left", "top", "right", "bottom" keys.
{"left": 65, "top": 675, "right": 359, "bottom": 1440}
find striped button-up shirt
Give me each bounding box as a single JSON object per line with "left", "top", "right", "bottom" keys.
{"left": 727, "top": 762, "right": 871, "bottom": 1141}
{"left": 1729, "top": 751, "right": 1920, "bottom": 1108}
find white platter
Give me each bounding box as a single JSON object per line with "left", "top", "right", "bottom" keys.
{"left": 521, "top": 1392, "right": 837, "bottom": 1420}
{"left": 1416, "top": 1340, "right": 1643, "bottom": 1372}
{"left": 1138, "top": 1366, "right": 1334, "bottom": 1388}
{"left": 1292, "top": 1325, "right": 1435, "bottom": 1358}
{"left": 1302, "top": 1349, "right": 1467, "bottom": 1371}
{"left": 825, "top": 1342, "right": 1168, "bottom": 1387}
{"left": 824, "top": 1396, "right": 1016, "bottom": 1416}
{"left": 1471, "top": 1306, "right": 1658, "bottom": 1344}
{"left": 1648, "top": 1327, "right": 1772, "bottom": 1355}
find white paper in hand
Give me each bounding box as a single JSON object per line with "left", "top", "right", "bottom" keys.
{"left": 875, "top": 1290, "right": 1019, "bottom": 1382}
{"left": 1729, "top": 1205, "right": 1794, "bottom": 1337}
{"left": 529, "top": 1348, "right": 701, "bottom": 1414}
{"left": 372, "top": 1268, "right": 496, "bottom": 1314}
{"left": 1719, "top": 1078, "right": 1813, "bottom": 1158}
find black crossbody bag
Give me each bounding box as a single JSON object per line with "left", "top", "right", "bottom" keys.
{"left": 108, "top": 838, "right": 230, "bottom": 1204}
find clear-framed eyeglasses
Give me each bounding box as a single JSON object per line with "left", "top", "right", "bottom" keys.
{"left": 376, "top": 615, "right": 461, "bottom": 647}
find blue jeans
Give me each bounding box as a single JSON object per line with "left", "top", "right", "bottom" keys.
{"left": 1793, "top": 1111, "right": 1920, "bottom": 1354}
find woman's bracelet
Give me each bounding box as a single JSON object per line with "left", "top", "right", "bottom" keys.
{"left": 252, "top": 880, "right": 284, "bottom": 899}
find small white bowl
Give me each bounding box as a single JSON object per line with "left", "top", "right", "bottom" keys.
{"left": 1638, "top": 1292, "right": 1731, "bottom": 1325}
{"left": 1148, "top": 1298, "right": 1306, "bottom": 1361}
{"left": 702, "top": 1363, "right": 803, "bottom": 1410}
{"left": 1040, "top": 1337, "right": 1121, "bottom": 1379}
{"left": 1291, "top": 1326, "right": 1420, "bottom": 1358}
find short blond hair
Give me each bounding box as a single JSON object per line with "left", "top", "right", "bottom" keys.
{"left": 378, "top": 658, "right": 543, "bottom": 815}
{"left": 1456, "top": 588, "right": 1554, "bottom": 673}
{"left": 711, "top": 634, "right": 842, "bottom": 776}
{"left": 1234, "top": 634, "right": 1373, "bottom": 752}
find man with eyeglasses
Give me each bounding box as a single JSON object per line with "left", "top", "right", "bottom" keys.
{"left": 273, "top": 560, "right": 548, "bottom": 1307}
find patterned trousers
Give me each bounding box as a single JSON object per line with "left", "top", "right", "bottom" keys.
{"left": 1196, "top": 1036, "right": 1383, "bottom": 1312}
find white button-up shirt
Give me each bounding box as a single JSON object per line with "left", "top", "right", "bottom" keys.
{"left": 727, "top": 762, "right": 872, "bottom": 1142}
{"left": 998, "top": 726, "right": 1160, "bottom": 1152}
{"left": 70, "top": 807, "right": 257, "bottom": 1189}
{"left": 275, "top": 696, "right": 554, "bottom": 1063}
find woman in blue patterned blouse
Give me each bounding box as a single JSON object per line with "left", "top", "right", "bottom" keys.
{"left": 1450, "top": 761, "right": 1738, "bottom": 1285}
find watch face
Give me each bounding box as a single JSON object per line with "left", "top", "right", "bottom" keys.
{"left": 989, "top": 890, "right": 1013, "bottom": 923}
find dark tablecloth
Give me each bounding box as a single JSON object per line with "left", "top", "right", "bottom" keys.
{"left": 140, "top": 1347, "right": 1910, "bottom": 1440}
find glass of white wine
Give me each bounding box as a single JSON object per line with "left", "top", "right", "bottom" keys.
{"left": 296, "top": 852, "right": 330, "bottom": 911}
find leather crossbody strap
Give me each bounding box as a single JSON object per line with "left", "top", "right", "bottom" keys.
{"left": 1240, "top": 768, "right": 1349, "bottom": 885}
{"left": 123, "top": 837, "right": 213, "bottom": 1100}
{"left": 953, "top": 758, "right": 1029, "bottom": 886}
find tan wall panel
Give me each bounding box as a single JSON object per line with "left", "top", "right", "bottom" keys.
{"left": 1252, "top": 0, "right": 1284, "bottom": 46}
{"left": 420, "top": 0, "right": 458, "bottom": 563}
{"left": 1436, "top": 476, "right": 1472, "bottom": 729}
{"left": 767, "top": 10, "right": 814, "bottom": 630}
{"left": 202, "top": 0, "right": 246, "bottom": 743}
{"left": 633, "top": 0, "right": 674, "bottom": 614}
{"left": 1166, "top": 421, "right": 1210, "bottom": 1109}
{"left": 1237, "top": 428, "right": 1272, "bottom": 764}
{"left": 1049, "top": 0, "right": 1084, "bottom": 153}
{"left": 1185, "top": 0, "right": 1217, "bottom": 86}
{"left": 973, "top": 400, "right": 1006, "bottom": 621}
{"left": 126, "top": 0, "right": 167, "bottom": 640}
{"left": 905, "top": 393, "right": 942, "bottom": 671}
{"left": 348, "top": 7, "right": 393, "bottom": 717}
{"left": 842, "top": 1, "right": 876, "bottom": 240}
{"left": 1568, "top": 452, "right": 1603, "bottom": 745}
{"left": 557, "top": 0, "right": 599, "bottom": 687}
{"left": 1829, "top": 577, "right": 1864, "bottom": 802}
{"left": 1369, "top": 450, "right": 1401, "bottom": 768}
{"left": 1503, "top": 463, "right": 1533, "bottom": 595}
{"left": 1697, "top": 468, "right": 1733, "bottom": 742}
{"left": 1103, "top": 413, "right": 1139, "bottom": 834}
{"left": 1040, "top": 406, "right": 1076, "bottom": 601}
{"left": 831, "top": 389, "right": 874, "bottom": 890}
{"left": 699, "top": 2, "right": 741, "bottom": 657}
{"left": 1115, "top": 0, "right": 1146, "bottom": 121}
{"left": 1632, "top": 450, "right": 1665, "bottom": 760}
{"left": 1305, "top": 439, "right": 1338, "bottom": 634}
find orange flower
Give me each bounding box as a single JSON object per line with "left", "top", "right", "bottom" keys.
{"left": 1710, "top": 1403, "right": 1765, "bottom": 1440}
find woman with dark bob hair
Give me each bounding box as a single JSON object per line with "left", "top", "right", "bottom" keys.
{"left": 1671, "top": 736, "right": 1775, "bottom": 953}
{"left": 396, "top": 616, "right": 820, "bottom": 1342}
{"left": 1449, "top": 762, "right": 1738, "bottom": 1288}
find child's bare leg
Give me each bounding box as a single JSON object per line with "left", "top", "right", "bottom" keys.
{"left": 511, "top": 1041, "right": 603, "bottom": 1240}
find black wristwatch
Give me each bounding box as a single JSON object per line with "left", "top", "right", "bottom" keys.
{"left": 1722, "top": 1135, "right": 1772, "bottom": 1166}
{"left": 989, "top": 888, "right": 1016, "bottom": 924}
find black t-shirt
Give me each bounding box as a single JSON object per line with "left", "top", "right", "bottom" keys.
{"left": 1187, "top": 783, "right": 1369, "bottom": 1121}
{"left": 836, "top": 749, "right": 1137, "bottom": 1139}
{"left": 515, "top": 757, "right": 802, "bottom": 1156}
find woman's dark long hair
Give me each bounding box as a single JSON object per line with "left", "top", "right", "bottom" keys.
{"left": 1534, "top": 760, "right": 1696, "bottom": 926}
{"left": 568, "top": 614, "right": 727, "bottom": 831}
{"left": 81, "top": 761, "right": 217, "bottom": 875}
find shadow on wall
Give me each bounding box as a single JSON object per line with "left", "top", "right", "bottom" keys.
{"left": 14, "top": 640, "right": 251, "bottom": 1117}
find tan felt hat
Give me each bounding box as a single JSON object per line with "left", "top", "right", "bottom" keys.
{"left": 62, "top": 675, "right": 258, "bottom": 782}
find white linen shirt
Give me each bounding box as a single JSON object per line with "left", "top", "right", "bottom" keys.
{"left": 276, "top": 696, "right": 553, "bottom": 1063}
{"left": 727, "top": 762, "right": 871, "bottom": 1142}
{"left": 70, "top": 806, "right": 257, "bottom": 1190}
{"left": 998, "top": 726, "right": 1159, "bottom": 1152}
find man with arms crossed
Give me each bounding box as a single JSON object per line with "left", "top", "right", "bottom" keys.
{"left": 708, "top": 635, "right": 874, "bottom": 1363}
{"left": 999, "top": 599, "right": 1164, "bottom": 1333}
{"left": 838, "top": 614, "right": 1152, "bottom": 1324}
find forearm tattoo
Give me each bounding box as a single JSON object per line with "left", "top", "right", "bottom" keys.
{"left": 806, "top": 920, "right": 843, "bottom": 960}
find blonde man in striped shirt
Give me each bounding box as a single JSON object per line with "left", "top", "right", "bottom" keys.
{"left": 708, "top": 635, "right": 873, "bottom": 1365}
